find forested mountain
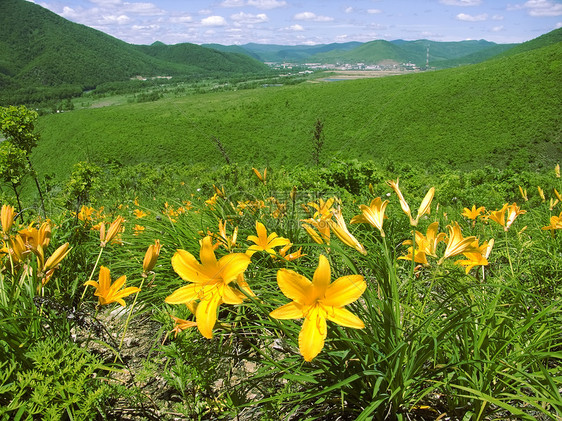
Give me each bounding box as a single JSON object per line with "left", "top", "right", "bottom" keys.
{"left": 225, "top": 39, "right": 516, "bottom": 66}
{"left": 0, "top": 0, "right": 267, "bottom": 104}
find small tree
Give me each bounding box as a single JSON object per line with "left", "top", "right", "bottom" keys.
{"left": 0, "top": 105, "right": 45, "bottom": 217}
{"left": 0, "top": 142, "right": 30, "bottom": 219}
{"left": 64, "top": 161, "right": 102, "bottom": 215}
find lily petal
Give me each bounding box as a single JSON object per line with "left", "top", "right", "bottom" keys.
{"left": 324, "top": 275, "right": 366, "bottom": 307}
{"left": 270, "top": 301, "right": 304, "bottom": 319}
{"left": 324, "top": 306, "right": 365, "bottom": 329}
{"left": 172, "top": 249, "right": 206, "bottom": 283}
{"left": 165, "top": 283, "right": 204, "bottom": 304}
{"left": 312, "top": 255, "right": 331, "bottom": 290}
{"left": 217, "top": 253, "right": 251, "bottom": 283}
{"left": 299, "top": 306, "right": 327, "bottom": 362}
{"left": 277, "top": 268, "right": 311, "bottom": 303}
{"left": 196, "top": 293, "right": 222, "bottom": 339}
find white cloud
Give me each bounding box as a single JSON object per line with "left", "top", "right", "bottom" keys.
{"left": 220, "top": 0, "right": 245, "bottom": 7}
{"left": 345, "top": 7, "right": 353, "bottom": 14}
{"left": 523, "top": 0, "right": 562, "bottom": 17}
{"left": 294, "top": 12, "right": 334, "bottom": 22}
{"left": 201, "top": 15, "right": 227, "bottom": 26}
{"left": 231, "top": 12, "right": 268, "bottom": 24}
{"left": 89, "top": 0, "right": 122, "bottom": 5}
{"left": 367, "top": 9, "right": 382, "bottom": 14}
{"left": 439, "top": 0, "right": 481, "bottom": 5}
{"left": 247, "top": 0, "right": 287, "bottom": 9}
{"left": 492, "top": 14, "right": 504, "bottom": 20}
{"left": 169, "top": 15, "right": 193, "bottom": 23}
{"left": 456, "top": 13, "right": 488, "bottom": 21}
{"left": 100, "top": 14, "right": 131, "bottom": 24}
{"left": 492, "top": 25, "right": 504, "bottom": 32}
{"left": 288, "top": 24, "right": 304, "bottom": 31}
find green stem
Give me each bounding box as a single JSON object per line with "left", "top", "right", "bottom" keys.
{"left": 79, "top": 246, "right": 104, "bottom": 304}
{"left": 504, "top": 230, "right": 514, "bottom": 278}
{"left": 116, "top": 273, "right": 152, "bottom": 357}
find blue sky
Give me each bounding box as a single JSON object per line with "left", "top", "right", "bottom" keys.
{"left": 30, "top": 0, "right": 562, "bottom": 45}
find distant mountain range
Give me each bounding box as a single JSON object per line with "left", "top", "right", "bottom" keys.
{"left": 204, "top": 39, "right": 517, "bottom": 67}
{"left": 0, "top": 0, "right": 268, "bottom": 102}
{"left": 1, "top": 0, "right": 561, "bottom": 106}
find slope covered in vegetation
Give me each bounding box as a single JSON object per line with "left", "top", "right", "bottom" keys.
{"left": 0, "top": 0, "right": 268, "bottom": 104}
{"left": 33, "top": 37, "right": 561, "bottom": 182}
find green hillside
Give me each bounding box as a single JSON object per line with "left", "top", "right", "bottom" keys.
{"left": 0, "top": 0, "right": 268, "bottom": 104}
{"left": 497, "top": 27, "right": 562, "bottom": 57}
{"left": 239, "top": 42, "right": 362, "bottom": 62}
{"left": 431, "top": 44, "right": 517, "bottom": 68}
{"left": 33, "top": 36, "right": 562, "bottom": 181}
{"left": 314, "top": 40, "right": 408, "bottom": 64}
{"left": 134, "top": 42, "right": 267, "bottom": 74}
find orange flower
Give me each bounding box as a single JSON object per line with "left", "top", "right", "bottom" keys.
{"left": 84, "top": 266, "right": 140, "bottom": 307}
{"left": 143, "top": 239, "right": 161, "bottom": 274}
{"left": 252, "top": 168, "right": 267, "bottom": 184}
{"left": 461, "top": 205, "right": 485, "bottom": 220}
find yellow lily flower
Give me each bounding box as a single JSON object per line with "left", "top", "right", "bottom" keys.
{"left": 542, "top": 211, "right": 562, "bottom": 236}
{"left": 278, "top": 242, "right": 305, "bottom": 261}
{"left": 246, "top": 221, "right": 290, "bottom": 257}
{"left": 328, "top": 207, "right": 367, "bottom": 255}
{"left": 518, "top": 186, "right": 528, "bottom": 202}
{"left": 43, "top": 242, "right": 70, "bottom": 273}
{"left": 550, "top": 198, "right": 559, "bottom": 210}
{"left": 252, "top": 167, "right": 267, "bottom": 184}
{"left": 387, "top": 179, "right": 434, "bottom": 226}
{"left": 270, "top": 255, "right": 366, "bottom": 362}
{"left": 399, "top": 221, "right": 446, "bottom": 265}
{"left": 99, "top": 215, "right": 124, "bottom": 247}
{"left": 350, "top": 197, "right": 389, "bottom": 237}
{"left": 537, "top": 186, "right": 545, "bottom": 202}
{"left": 487, "top": 204, "right": 507, "bottom": 228}
{"left": 308, "top": 198, "right": 335, "bottom": 220}
{"left": 554, "top": 189, "right": 562, "bottom": 202}
{"left": 439, "top": 222, "right": 477, "bottom": 263}
{"left": 213, "top": 184, "right": 226, "bottom": 198}
{"left": 1, "top": 204, "right": 15, "bottom": 238}
{"left": 6, "top": 234, "right": 30, "bottom": 264}
{"left": 165, "top": 236, "right": 252, "bottom": 339}
{"left": 455, "top": 239, "right": 493, "bottom": 274}
{"left": 556, "top": 163, "right": 560, "bottom": 178}
{"left": 170, "top": 315, "right": 197, "bottom": 338}
{"left": 461, "top": 205, "right": 485, "bottom": 220}
{"left": 302, "top": 219, "right": 330, "bottom": 244}
{"left": 77, "top": 205, "right": 95, "bottom": 222}
{"left": 143, "top": 239, "right": 161, "bottom": 274}
{"left": 505, "top": 203, "right": 526, "bottom": 230}
{"left": 133, "top": 209, "right": 148, "bottom": 218}
{"left": 217, "top": 220, "right": 238, "bottom": 251}
{"left": 19, "top": 221, "right": 52, "bottom": 251}
{"left": 302, "top": 222, "right": 325, "bottom": 244}
{"left": 84, "top": 266, "right": 140, "bottom": 307}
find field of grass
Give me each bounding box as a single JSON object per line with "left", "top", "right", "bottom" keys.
{"left": 1, "top": 34, "right": 561, "bottom": 420}
{"left": 1, "top": 158, "right": 561, "bottom": 419}
{"left": 33, "top": 41, "right": 561, "bottom": 186}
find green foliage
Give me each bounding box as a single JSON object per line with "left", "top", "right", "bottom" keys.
{"left": 0, "top": 337, "right": 110, "bottom": 420}
{"left": 0, "top": 105, "right": 39, "bottom": 153}
{"left": 64, "top": 161, "right": 102, "bottom": 212}
{"left": 31, "top": 39, "right": 562, "bottom": 185}
{"left": 0, "top": 0, "right": 268, "bottom": 106}
{"left": 0, "top": 142, "right": 29, "bottom": 187}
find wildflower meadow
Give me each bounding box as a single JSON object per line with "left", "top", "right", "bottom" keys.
{"left": 0, "top": 105, "right": 561, "bottom": 420}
